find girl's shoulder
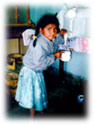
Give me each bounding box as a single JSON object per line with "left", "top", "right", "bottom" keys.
{"left": 36, "top": 34, "right": 47, "bottom": 47}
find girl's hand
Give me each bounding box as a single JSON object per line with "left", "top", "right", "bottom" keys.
{"left": 54, "top": 51, "right": 62, "bottom": 59}
{"left": 70, "top": 48, "right": 75, "bottom": 51}
{"left": 60, "top": 29, "right": 67, "bottom": 36}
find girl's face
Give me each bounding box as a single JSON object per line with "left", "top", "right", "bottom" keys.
{"left": 39, "top": 24, "right": 58, "bottom": 41}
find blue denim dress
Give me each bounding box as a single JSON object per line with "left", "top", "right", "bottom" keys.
{"left": 15, "top": 66, "right": 48, "bottom": 111}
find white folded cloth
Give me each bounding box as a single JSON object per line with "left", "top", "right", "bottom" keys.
{"left": 22, "top": 29, "right": 35, "bottom": 46}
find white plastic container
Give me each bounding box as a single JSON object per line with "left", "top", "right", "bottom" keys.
{"left": 60, "top": 50, "right": 71, "bottom": 61}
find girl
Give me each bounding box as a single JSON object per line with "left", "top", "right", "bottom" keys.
{"left": 15, "top": 14, "right": 62, "bottom": 117}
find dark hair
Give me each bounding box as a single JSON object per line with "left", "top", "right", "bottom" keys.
{"left": 33, "top": 14, "right": 60, "bottom": 47}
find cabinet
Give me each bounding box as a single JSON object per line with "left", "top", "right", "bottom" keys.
{"left": 6, "top": 6, "right": 35, "bottom": 53}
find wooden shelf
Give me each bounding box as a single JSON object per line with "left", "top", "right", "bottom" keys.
{"left": 6, "top": 6, "right": 35, "bottom": 39}
{"left": 6, "top": 23, "right": 34, "bottom": 27}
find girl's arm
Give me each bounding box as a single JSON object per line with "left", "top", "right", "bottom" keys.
{"left": 32, "top": 44, "right": 55, "bottom": 71}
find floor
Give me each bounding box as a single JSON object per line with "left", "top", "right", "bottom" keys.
{"left": 6, "top": 69, "right": 87, "bottom": 119}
